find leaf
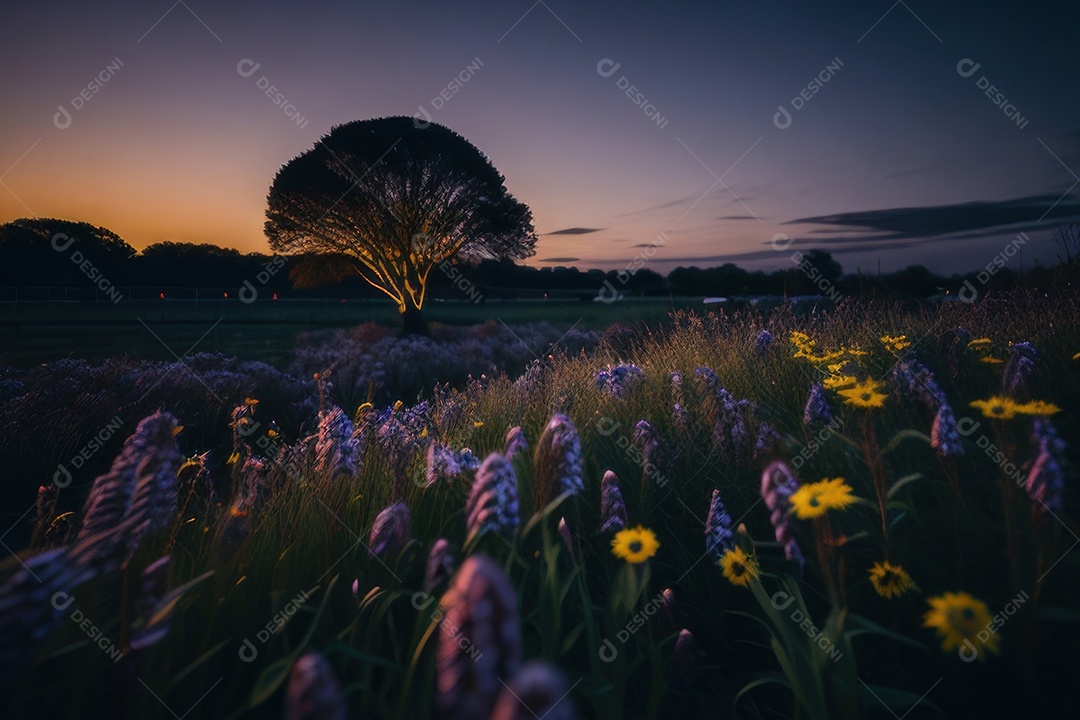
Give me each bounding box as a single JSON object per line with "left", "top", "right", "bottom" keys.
{"left": 734, "top": 672, "right": 791, "bottom": 707}
{"left": 521, "top": 489, "right": 574, "bottom": 538}
{"left": 131, "top": 570, "right": 215, "bottom": 651}
{"left": 249, "top": 655, "right": 293, "bottom": 707}
{"left": 845, "top": 612, "right": 928, "bottom": 652}
{"left": 887, "top": 473, "right": 924, "bottom": 500}
{"left": 880, "top": 429, "right": 931, "bottom": 455}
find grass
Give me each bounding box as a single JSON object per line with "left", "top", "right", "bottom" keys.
{"left": 3, "top": 290, "right": 1079, "bottom": 719}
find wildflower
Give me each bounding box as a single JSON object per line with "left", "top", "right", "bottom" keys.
{"left": 838, "top": 380, "right": 887, "bottom": 409}
{"left": 1002, "top": 342, "right": 1037, "bottom": 398}
{"left": 284, "top": 653, "right": 347, "bottom": 720}
{"left": 969, "top": 395, "right": 1022, "bottom": 420}
{"left": 931, "top": 403, "right": 965, "bottom": 457}
{"left": 424, "top": 538, "right": 454, "bottom": 594}
{"left": 719, "top": 546, "right": 759, "bottom": 587}
{"left": 595, "top": 364, "right": 646, "bottom": 399}
{"left": 967, "top": 338, "right": 991, "bottom": 347}
{"left": 1025, "top": 419, "right": 1066, "bottom": 513}
{"left": 868, "top": 561, "right": 917, "bottom": 598}
{"left": 980, "top": 356, "right": 1004, "bottom": 364}
{"left": 558, "top": 517, "right": 574, "bottom": 558}
{"left": 466, "top": 453, "right": 520, "bottom": 541}
{"left": 1016, "top": 400, "right": 1061, "bottom": 416}
{"left": 754, "top": 329, "right": 775, "bottom": 355}
{"left": 880, "top": 334, "right": 911, "bottom": 352}
{"left": 610, "top": 526, "right": 660, "bottom": 564}
{"left": 425, "top": 443, "right": 472, "bottom": 488}
{"left": 760, "top": 461, "right": 804, "bottom": 569}
{"left": 489, "top": 661, "right": 576, "bottom": 720}
{"left": 822, "top": 374, "right": 858, "bottom": 390}
{"left": 633, "top": 419, "right": 676, "bottom": 484}
{"left": 803, "top": 383, "right": 835, "bottom": 428}
{"left": 754, "top": 421, "right": 782, "bottom": 459}
{"left": 704, "top": 489, "right": 734, "bottom": 561}
{"left": 369, "top": 502, "right": 411, "bottom": 559}
{"left": 923, "top": 592, "right": 1000, "bottom": 658}
{"left": 504, "top": 426, "right": 528, "bottom": 461}
{"left": 70, "top": 411, "right": 182, "bottom": 571}
{"left": 314, "top": 407, "right": 360, "bottom": 481}
{"left": 436, "top": 556, "right": 522, "bottom": 720}
{"left": 789, "top": 478, "right": 858, "bottom": 519}
{"left": 672, "top": 628, "right": 695, "bottom": 672}
{"left": 670, "top": 371, "right": 687, "bottom": 429}
{"left": 533, "top": 414, "right": 584, "bottom": 508}
{"left": 891, "top": 358, "right": 946, "bottom": 411}
{"left": 598, "top": 470, "right": 628, "bottom": 534}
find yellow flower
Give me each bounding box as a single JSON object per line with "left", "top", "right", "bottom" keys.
{"left": 980, "top": 356, "right": 1004, "bottom": 364}
{"left": 1073, "top": 352, "right": 1080, "bottom": 361}
{"left": 1016, "top": 400, "right": 1061, "bottom": 416}
{"left": 789, "top": 478, "right": 858, "bottom": 519}
{"left": 790, "top": 331, "right": 814, "bottom": 348}
{"left": 923, "top": 592, "right": 1000, "bottom": 658}
{"left": 880, "top": 335, "right": 911, "bottom": 352}
{"left": 826, "top": 363, "right": 844, "bottom": 373}
{"left": 392, "top": 400, "right": 403, "bottom": 412}
{"left": 719, "top": 547, "right": 759, "bottom": 587}
{"left": 868, "top": 561, "right": 918, "bottom": 598}
{"left": 823, "top": 374, "right": 858, "bottom": 390}
{"left": 611, "top": 526, "right": 660, "bottom": 564}
{"left": 838, "top": 380, "right": 887, "bottom": 408}
{"left": 806, "top": 349, "right": 844, "bottom": 363}
{"left": 244, "top": 397, "right": 259, "bottom": 406}
{"left": 969, "top": 396, "right": 1022, "bottom": 420}
{"left": 967, "top": 338, "right": 991, "bottom": 347}
{"left": 473, "top": 420, "right": 485, "bottom": 428}
{"left": 845, "top": 346, "right": 869, "bottom": 357}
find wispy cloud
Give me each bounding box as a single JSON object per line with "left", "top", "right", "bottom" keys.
{"left": 542, "top": 227, "right": 603, "bottom": 235}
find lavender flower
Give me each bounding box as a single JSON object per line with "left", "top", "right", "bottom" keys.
{"left": 424, "top": 538, "right": 454, "bottom": 594}
{"left": 369, "top": 502, "right": 411, "bottom": 559}
{"left": 504, "top": 426, "right": 528, "bottom": 461}
{"left": 425, "top": 442, "right": 463, "bottom": 488}
{"left": 754, "top": 421, "right": 782, "bottom": 460}
{"left": 598, "top": 470, "right": 627, "bottom": 534}
{"left": 1003, "top": 341, "right": 1037, "bottom": 398}
{"left": 489, "top": 661, "right": 578, "bottom": 720}
{"left": 31, "top": 485, "right": 58, "bottom": 550}
{"left": 70, "top": 411, "right": 182, "bottom": 572}
{"left": 1026, "top": 418, "right": 1066, "bottom": 513}
{"left": 595, "top": 364, "right": 646, "bottom": 399}
{"left": 931, "top": 403, "right": 965, "bottom": 457}
{"left": 704, "top": 489, "right": 734, "bottom": 562}
{"left": 803, "top": 383, "right": 835, "bottom": 429}
{"left": 436, "top": 555, "right": 522, "bottom": 720}
{"left": 760, "top": 461, "right": 804, "bottom": 570}
{"left": 285, "top": 652, "right": 347, "bottom": 720}
{"left": 314, "top": 407, "right": 360, "bottom": 481}
{"left": 754, "top": 329, "right": 775, "bottom": 356}
{"left": 533, "top": 414, "right": 584, "bottom": 508}
{"left": 466, "top": 453, "right": 520, "bottom": 542}
{"left": 891, "top": 358, "right": 946, "bottom": 411}
{"left": 558, "top": 517, "right": 574, "bottom": 558}
{"left": 672, "top": 628, "right": 695, "bottom": 673}
{"left": 670, "top": 371, "right": 687, "bottom": 430}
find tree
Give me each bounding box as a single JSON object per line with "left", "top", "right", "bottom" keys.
{"left": 264, "top": 116, "right": 537, "bottom": 333}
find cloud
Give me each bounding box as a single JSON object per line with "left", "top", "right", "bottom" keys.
{"left": 788, "top": 193, "right": 1080, "bottom": 241}
{"left": 717, "top": 215, "right": 761, "bottom": 221}
{"left": 542, "top": 227, "right": 603, "bottom": 235}
{"left": 536, "top": 257, "right": 581, "bottom": 263}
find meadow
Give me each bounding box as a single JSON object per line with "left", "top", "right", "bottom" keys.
{"left": 1, "top": 290, "right": 1077, "bottom": 719}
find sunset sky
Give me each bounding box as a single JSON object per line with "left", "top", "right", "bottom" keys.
{"left": 3, "top": 0, "right": 1079, "bottom": 275}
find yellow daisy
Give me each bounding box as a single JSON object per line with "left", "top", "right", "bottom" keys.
{"left": 845, "top": 346, "right": 869, "bottom": 357}
{"left": 823, "top": 374, "right": 858, "bottom": 390}
{"left": 838, "top": 380, "right": 887, "bottom": 408}
{"left": 789, "top": 478, "right": 858, "bottom": 519}
{"left": 719, "top": 547, "right": 759, "bottom": 587}
{"left": 790, "top": 331, "right": 814, "bottom": 348}
{"left": 868, "top": 561, "right": 918, "bottom": 598}
{"left": 967, "top": 338, "right": 991, "bottom": 347}
{"left": 880, "top": 335, "right": 912, "bottom": 352}
{"left": 611, "top": 526, "right": 660, "bottom": 564}
{"left": 1016, "top": 400, "right": 1061, "bottom": 416}
{"left": 969, "top": 396, "right": 1022, "bottom": 420}
{"left": 923, "top": 592, "right": 1000, "bottom": 658}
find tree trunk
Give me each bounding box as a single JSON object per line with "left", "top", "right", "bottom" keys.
{"left": 400, "top": 302, "right": 429, "bottom": 336}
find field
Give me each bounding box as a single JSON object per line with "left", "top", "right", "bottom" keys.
{"left": 1, "top": 290, "right": 1078, "bottom": 719}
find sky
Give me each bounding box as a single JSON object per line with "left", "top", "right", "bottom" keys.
{"left": 2, "top": 0, "right": 1080, "bottom": 276}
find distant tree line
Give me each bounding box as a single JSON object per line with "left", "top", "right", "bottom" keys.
{"left": 1, "top": 217, "right": 1075, "bottom": 302}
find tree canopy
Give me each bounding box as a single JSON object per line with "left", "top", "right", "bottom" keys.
{"left": 264, "top": 116, "right": 537, "bottom": 332}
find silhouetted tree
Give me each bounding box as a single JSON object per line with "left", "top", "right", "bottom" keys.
{"left": 0, "top": 218, "right": 135, "bottom": 288}
{"left": 264, "top": 116, "right": 537, "bottom": 333}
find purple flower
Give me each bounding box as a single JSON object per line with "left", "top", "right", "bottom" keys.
{"left": 595, "top": 364, "right": 646, "bottom": 399}
{"left": 315, "top": 407, "right": 360, "bottom": 481}
{"left": 891, "top": 359, "right": 946, "bottom": 412}
{"left": 760, "top": 461, "right": 804, "bottom": 570}
{"left": 1026, "top": 418, "right": 1066, "bottom": 513}
{"left": 534, "top": 414, "right": 584, "bottom": 508}
{"left": 931, "top": 403, "right": 965, "bottom": 457}
{"left": 369, "top": 502, "right": 411, "bottom": 559}
{"left": 285, "top": 653, "right": 347, "bottom": 720}
{"left": 424, "top": 538, "right": 454, "bottom": 594}
{"left": 466, "top": 453, "right": 520, "bottom": 541}
{"left": 704, "top": 489, "right": 734, "bottom": 561}
{"left": 803, "top": 383, "right": 835, "bottom": 428}
{"left": 598, "top": 470, "right": 628, "bottom": 534}
{"left": 1003, "top": 342, "right": 1037, "bottom": 398}
{"left": 504, "top": 426, "right": 528, "bottom": 461}
{"left": 754, "top": 329, "right": 775, "bottom": 356}
{"left": 489, "top": 661, "right": 578, "bottom": 720}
